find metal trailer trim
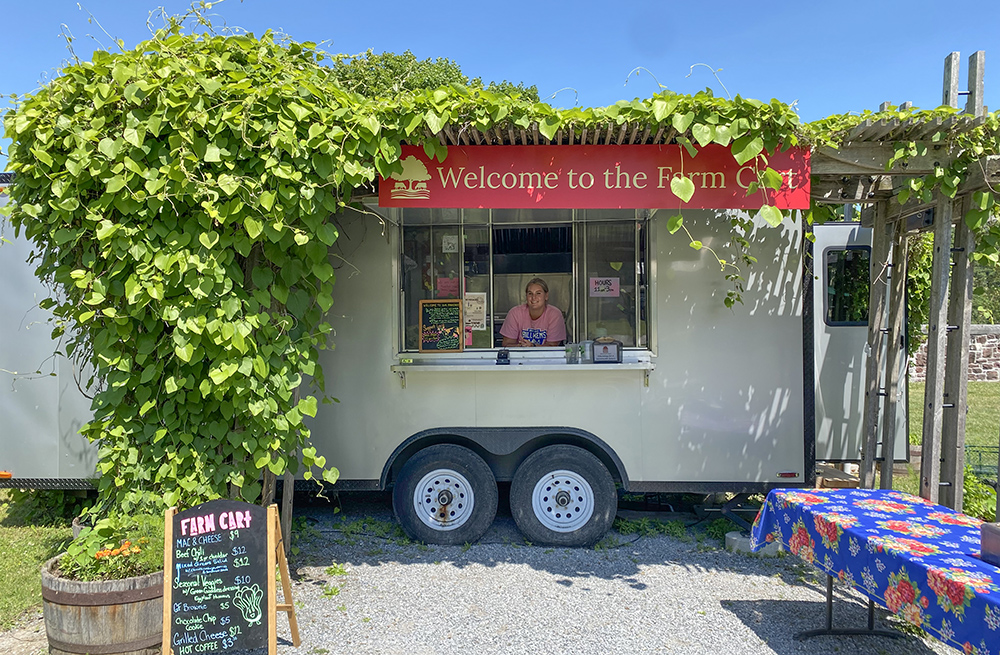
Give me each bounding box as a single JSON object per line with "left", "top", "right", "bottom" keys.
{"left": 626, "top": 480, "right": 808, "bottom": 494}
{"left": 803, "top": 225, "right": 818, "bottom": 488}
{"left": 0, "top": 478, "right": 96, "bottom": 490}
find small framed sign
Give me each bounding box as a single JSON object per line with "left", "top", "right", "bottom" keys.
{"left": 592, "top": 340, "right": 623, "bottom": 364}
{"left": 418, "top": 299, "right": 463, "bottom": 352}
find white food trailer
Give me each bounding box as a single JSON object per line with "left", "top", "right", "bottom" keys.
{"left": 0, "top": 143, "right": 906, "bottom": 546}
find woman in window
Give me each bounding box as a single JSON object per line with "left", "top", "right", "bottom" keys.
{"left": 500, "top": 278, "right": 567, "bottom": 347}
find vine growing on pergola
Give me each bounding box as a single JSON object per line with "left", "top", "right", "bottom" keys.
{"left": 4, "top": 11, "right": 999, "bottom": 516}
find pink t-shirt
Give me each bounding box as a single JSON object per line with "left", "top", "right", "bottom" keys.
{"left": 500, "top": 304, "right": 566, "bottom": 345}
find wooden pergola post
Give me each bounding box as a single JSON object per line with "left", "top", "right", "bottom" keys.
{"left": 860, "top": 202, "right": 890, "bottom": 488}
{"left": 940, "top": 213, "right": 974, "bottom": 510}
{"left": 919, "top": 198, "right": 954, "bottom": 503}
{"left": 879, "top": 218, "right": 909, "bottom": 489}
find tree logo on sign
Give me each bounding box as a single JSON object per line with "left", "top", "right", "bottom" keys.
{"left": 389, "top": 155, "right": 432, "bottom": 199}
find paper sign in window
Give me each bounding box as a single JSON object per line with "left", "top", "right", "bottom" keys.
{"left": 589, "top": 277, "right": 620, "bottom": 297}
{"left": 436, "top": 277, "right": 460, "bottom": 298}
{"left": 463, "top": 292, "right": 487, "bottom": 330}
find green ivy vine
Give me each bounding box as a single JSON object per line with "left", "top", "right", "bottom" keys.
{"left": 4, "top": 8, "right": 1000, "bottom": 517}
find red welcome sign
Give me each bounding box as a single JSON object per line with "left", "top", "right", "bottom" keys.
{"left": 378, "top": 144, "right": 810, "bottom": 209}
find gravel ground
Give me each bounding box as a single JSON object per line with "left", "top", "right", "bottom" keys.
{"left": 273, "top": 493, "right": 955, "bottom": 655}
{"left": 0, "top": 493, "right": 957, "bottom": 655}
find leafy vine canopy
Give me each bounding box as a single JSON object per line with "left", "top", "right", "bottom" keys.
{"left": 4, "top": 10, "right": 999, "bottom": 514}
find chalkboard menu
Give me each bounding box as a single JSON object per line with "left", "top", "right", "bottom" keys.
{"left": 165, "top": 499, "right": 271, "bottom": 655}
{"left": 419, "top": 298, "right": 464, "bottom": 352}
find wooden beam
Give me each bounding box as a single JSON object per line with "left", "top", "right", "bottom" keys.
{"left": 966, "top": 51, "right": 985, "bottom": 117}
{"left": 941, "top": 210, "right": 974, "bottom": 510}
{"left": 812, "top": 144, "right": 953, "bottom": 176}
{"left": 920, "top": 197, "right": 955, "bottom": 502}
{"left": 879, "top": 220, "right": 908, "bottom": 490}
{"left": 962, "top": 154, "right": 1000, "bottom": 191}
{"left": 811, "top": 175, "right": 893, "bottom": 203}
{"left": 855, "top": 155, "right": 1000, "bottom": 223}
{"left": 944, "top": 52, "right": 961, "bottom": 108}
{"left": 861, "top": 203, "right": 891, "bottom": 488}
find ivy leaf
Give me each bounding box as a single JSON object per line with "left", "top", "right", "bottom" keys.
{"left": 672, "top": 111, "right": 694, "bottom": 133}
{"left": 761, "top": 167, "right": 784, "bottom": 191}
{"left": 123, "top": 127, "right": 142, "bottom": 147}
{"left": 667, "top": 214, "right": 684, "bottom": 234}
{"left": 675, "top": 136, "right": 698, "bottom": 159}
{"left": 218, "top": 174, "right": 240, "bottom": 196}
{"left": 732, "top": 135, "right": 764, "bottom": 166}
{"left": 713, "top": 124, "right": 733, "bottom": 146}
{"left": 98, "top": 137, "right": 120, "bottom": 159}
{"left": 299, "top": 395, "right": 318, "bottom": 418}
{"left": 245, "top": 217, "right": 263, "bottom": 239}
{"left": 691, "top": 123, "right": 715, "bottom": 147}
{"left": 359, "top": 115, "right": 380, "bottom": 136}
{"left": 539, "top": 116, "right": 560, "bottom": 141}
{"left": 199, "top": 231, "right": 220, "bottom": 249}
{"left": 209, "top": 362, "right": 238, "bottom": 385}
{"left": 317, "top": 222, "right": 338, "bottom": 246}
{"left": 425, "top": 110, "right": 445, "bottom": 134}
{"left": 651, "top": 97, "right": 678, "bottom": 122}
{"left": 759, "top": 205, "right": 784, "bottom": 227}
{"left": 106, "top": 175, "right": 126, "bottom": 193}
{"left": 287, "top": 102, "right": 310, "bottom": 121}
{"left": 670, "top": 176, "right": 696, "bottom": 203}
{"left": 174, "top": 343, "right": 194, "bottom": 363}
{"left": 204, "top": 143, "right": 222, "bottom": 162}
{"left": 252, "top": 266, "right": 274, "bottom": 289}
{"left": 30, "top": 148, "right": 53, "bottom": 168}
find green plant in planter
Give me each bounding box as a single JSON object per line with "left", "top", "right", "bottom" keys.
{"left": 59, "top": 514, "right": 164, "bottom": 581}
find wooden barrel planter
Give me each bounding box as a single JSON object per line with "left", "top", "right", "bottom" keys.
{"left": 41, "top": 555, "right": 163, "bottom": 655}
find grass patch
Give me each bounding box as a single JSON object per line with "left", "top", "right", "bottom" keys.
{"left": 0, "top": 491, "right": 74, "bottom": 629}
{"left": 909, "top": 381, "right": 1000, "bottom": 448}
{"left": 613, "top": 516, "right": 686, "bottom": 539}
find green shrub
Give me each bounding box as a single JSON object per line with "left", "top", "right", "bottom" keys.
{"left": 1, "top": 489, "right": 93, "bottom": 527}
{"left": 58, "top": 514, "right": 164, "bottom": 581}
{"left": 963, "top": 466, "right": 997, "bottom": 522}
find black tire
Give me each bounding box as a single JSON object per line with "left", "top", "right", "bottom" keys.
{"left": 392, "top": 444, "right": 498, "bottom": 545}
{"left": 510, "top": 444, "right": 617, "bottom": 547}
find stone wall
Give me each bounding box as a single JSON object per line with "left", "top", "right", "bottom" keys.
{"left": 909, "top": 325, "right": 1000, "bottom": 381}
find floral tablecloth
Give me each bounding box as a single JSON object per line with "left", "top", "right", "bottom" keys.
{"left": 751, "top": 488, "right": 1000, "bottom": 655}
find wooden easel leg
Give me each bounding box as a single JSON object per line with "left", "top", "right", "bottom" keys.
{"left": 273, "top": 506, "right": 301, "bottom": 647}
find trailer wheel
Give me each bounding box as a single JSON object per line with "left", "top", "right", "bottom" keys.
{"left": 392, "top": 444, "right": 498, "bottom": 545}
{"left": 510, "top": 444, "right": 617, "bottom": 547}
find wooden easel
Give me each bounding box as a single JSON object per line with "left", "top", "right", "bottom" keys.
{"left": 268, "top": 504, "right": 301, "bottom": 651}
{"left": 162, "top": 503, "right": 300, "bottom": 655}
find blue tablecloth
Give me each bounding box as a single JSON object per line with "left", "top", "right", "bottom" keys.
{"left": 751, "top": 488, "right": 1000, "bottom": 655}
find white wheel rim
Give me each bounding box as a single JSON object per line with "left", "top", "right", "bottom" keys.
{"left": 531, "top": 469, "right": 595, "bottom": 533}
{"left": 413, "top": 468, "right": 475, "bottom": 531}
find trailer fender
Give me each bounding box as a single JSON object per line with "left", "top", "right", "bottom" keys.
{"left": 379, "top": 427, "right": 630, "bottom": 491}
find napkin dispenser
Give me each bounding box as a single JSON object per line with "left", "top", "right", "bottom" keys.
{"left": 591, "top": 338, "right": 623, "bottom": 364}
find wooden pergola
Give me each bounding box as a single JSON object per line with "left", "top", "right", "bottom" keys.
{"left": 811, "top": 51, "right": 1000, "bottom": 510}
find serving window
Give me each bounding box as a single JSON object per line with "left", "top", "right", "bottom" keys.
{"left": 399, "top": 209, "right": 648, "bottom": 351}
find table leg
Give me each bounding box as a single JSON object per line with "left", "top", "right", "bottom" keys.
{"left": 794, "top": 574, "right": 904, "bottom": 641}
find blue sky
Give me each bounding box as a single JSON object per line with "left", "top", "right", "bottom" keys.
{"left": 2, "top": 0, "right": 999, "bottom": 166}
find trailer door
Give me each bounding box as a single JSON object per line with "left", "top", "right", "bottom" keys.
{"left": 812, "top": 222, "right": 908, "bottom": 462}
